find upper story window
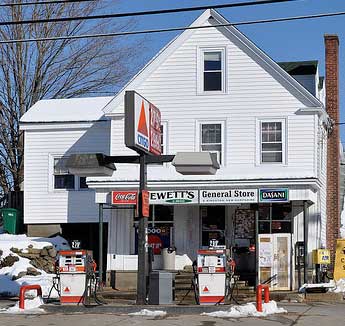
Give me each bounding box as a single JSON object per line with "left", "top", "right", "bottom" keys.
{"left": 260, "top": 120, "right": 285, "bottom": 164}
{"left": 198, "top": 48, "right": 226, "bottom": 94}
{"left": 200, "top": 123, "right": 223, "bottom": 164}
{"left": 53, "top": 157, "right": 88, "bottom": 190}
{"left": 54, "top": 158, "right": 75, "bottom": 189}
{"left": 160, "top": 124, "right": 165, "bottom": 155}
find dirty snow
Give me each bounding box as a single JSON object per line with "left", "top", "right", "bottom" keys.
{"left": 340, "top": 196, "right": 345, "bottom": 238}
{"left": 299, "top": 282, "right": 335, "bottom": 293}
{"left": 328, "top": 278, "right": 345, "bottom": 293}
{"left": 0, "top": 234, "right": 70, "bottom": 297}
{"left": 0, "top": 296, "right": 45, "bottom": 314}
{"left": 128, "top": 309, "right": 167, "bottom": 317}
{"left": 202, "top": 301, "right": 287, "bottom": 318}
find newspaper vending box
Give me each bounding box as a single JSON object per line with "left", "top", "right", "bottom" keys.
{"left": 59, "top": 250, "right": 93, "bottom": 304}
{"left": 197, "top": 248, "right": 227, "bottom": 305}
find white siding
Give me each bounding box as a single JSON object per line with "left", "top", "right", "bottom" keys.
{"left": 110, "top": 23, "right": 317, "bottom": 181}
{"left": 24, "top": 121, "right": 110, "bottom": 224}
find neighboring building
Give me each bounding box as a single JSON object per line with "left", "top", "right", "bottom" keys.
{"left": 21, "top": 10, "right": 338, "bottom": 290}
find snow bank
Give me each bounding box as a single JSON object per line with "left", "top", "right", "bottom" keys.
{"left": 0, "top": 234, "right": 70, "bottom": 297}
{"left": 340, "top": 197, "right": 345, "bottom": 238}
{"left": 0, "top": 296, "right": 45, "bottom": 314}
{"left": 328, "top": 278, "right": 345, "bottom": 293}
{"left": 128, "top": 309, "right": 167, "bottom": 317}
{"left": 202, "top": 301, "right": 287, "bottom": 318}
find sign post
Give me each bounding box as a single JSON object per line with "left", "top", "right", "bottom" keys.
{"left": 125, "top": 90, "right": 162, "bottom": 305}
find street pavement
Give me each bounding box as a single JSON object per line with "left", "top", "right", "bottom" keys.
{"left": 0, "top": 302, "right": 345, "bottom": 325}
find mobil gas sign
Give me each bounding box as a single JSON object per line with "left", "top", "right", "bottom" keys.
{"left": 124, "top": 91, "right": 161, "bottom": 155}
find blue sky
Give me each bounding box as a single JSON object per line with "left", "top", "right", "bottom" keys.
{"left": 114, "top": 0, "right": 345, "bottom": 140}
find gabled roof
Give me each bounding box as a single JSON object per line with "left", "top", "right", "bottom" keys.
{"left": 20, "top": 97, "right": 113, "bottom": 123}
{"left": 103, "top": 9, "right": 323, "bottom": 115}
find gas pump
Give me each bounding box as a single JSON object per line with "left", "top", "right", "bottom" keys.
{"left": 58, "top": 250, "right": 99, "bottom": 305}
{"left": 196, "top": 246, "right": 227, "bottom": 305}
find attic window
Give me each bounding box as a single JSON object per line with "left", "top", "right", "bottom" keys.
{"left": 199, "top": 48, "right": 226, "bottom": 93}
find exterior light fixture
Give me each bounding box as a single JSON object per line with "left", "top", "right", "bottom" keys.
{"left": 172, "top": 152, "right": 220, "bottom": 175}
{"left": 66, "top": 153, "right": 116, "bottom": 177}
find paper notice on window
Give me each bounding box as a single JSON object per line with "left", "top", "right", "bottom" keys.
{"left": 259, "top": 242, "right": 273, "bottom": 267}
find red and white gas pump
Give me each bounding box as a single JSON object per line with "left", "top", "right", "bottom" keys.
{"left": 59, "top": 250, "right": 95, "bottom": 304}
{"left": 196, "top": 248, "right": 227, "bottom": 305}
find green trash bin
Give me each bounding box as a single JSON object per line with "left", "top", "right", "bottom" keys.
{"left": 1, "top": 208, "right": 21, "bottom": 234}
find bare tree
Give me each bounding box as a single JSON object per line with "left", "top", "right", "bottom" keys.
{"left": 0, "top": 1, "right": 141, "bottom": 196}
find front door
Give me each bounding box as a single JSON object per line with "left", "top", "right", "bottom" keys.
{"left": 259, "top": 233, "right": 291, "bottom": 290}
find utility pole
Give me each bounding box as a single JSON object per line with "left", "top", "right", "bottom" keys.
{"left": 136, "top": 154, "right": 148, "bottom": 304}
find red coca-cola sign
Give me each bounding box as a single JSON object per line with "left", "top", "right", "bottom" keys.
{"left": 112, "top": 191, "right": 138, "bottom": 205}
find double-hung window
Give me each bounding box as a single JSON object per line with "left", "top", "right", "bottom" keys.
{"left": 54, "top": 157, "right": 75, "bottom": 189}
{"left": 53, "top": 157, "right": 88, "bottom": 190}
{"left": 200, "top": 123, "right": 223, "bottom": 164}
{"left": 199, "top": 48, "right": 226, "bottom": 93}
{"left": 260, "top": 120, "right": 286, "bottom": 164}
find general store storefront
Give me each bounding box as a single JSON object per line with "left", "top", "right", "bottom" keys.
{"left": 100, "top": 183, "right": 319, "bottom": 291}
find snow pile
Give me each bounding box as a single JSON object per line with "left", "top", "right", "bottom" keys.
{"left": 299, "top": 282, "right": 335, "bottom": 293}
{"left": 328, "top": 278, "right": 345, "bottom": 293}
{"left": 0, "top": 234, "right": 70, "bottom": 297}
{"left": 0, "top": 296, "right": 45, "bottom": 314}
{"left": 202, "top": 301, "right": 287, "bottom": 318}
{"left": 340, "top": 197, "right": 345, "bottom": 238}
{"left": 128, "top": 309, "right": 167, "bottom": 317}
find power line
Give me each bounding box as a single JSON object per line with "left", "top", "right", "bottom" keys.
{"left": 0, "top": 10, "right": 343, "bottom": 44}
{"left": 0, "top": 0, "right": 303, "bottom": 26}
{"left": 0, "top": 0, "right": 95, "bottom": 7}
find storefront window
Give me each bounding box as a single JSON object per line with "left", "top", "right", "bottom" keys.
{"left": 258, "top": 203, "right": 292, "bottom": 234}
{"left": 201, "top": 206, "right": 225, "bottom": 247}
{"left": 272, "top": 203, "right": 291, "bottom": 220}
{"left": 134, "top": 205, "right": 174, "bottom": 255}
{"left": 258, "top": 204, "right": 270, "bottom": 220}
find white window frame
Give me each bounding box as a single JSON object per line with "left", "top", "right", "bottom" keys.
{"left": 196, "top": 120, "right": 226, "bottom": 166}
{"left": 49, "top": 154, "right": 90, "bottom": 192}
{"left": 197, "top": 47, "right": 226, "bottom": 94}
{"left": 160, "top": 121, "right": 168, "bottom": 156}
{"left": 256, "top": 118, "right": 287, "bottom": 165}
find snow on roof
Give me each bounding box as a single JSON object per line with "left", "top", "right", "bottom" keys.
{"left": 20, "top": 96, "right": 114, "bottom": 123}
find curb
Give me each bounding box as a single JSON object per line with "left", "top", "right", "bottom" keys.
{"left": 43, "top": 304, "right": 240, "bottom": 315}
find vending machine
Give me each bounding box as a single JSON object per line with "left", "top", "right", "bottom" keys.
{"left": 196, "top": 248, "right": 227, "bottom": 305}
{"left": 59, "top": 250, "right": 94, "bottom": 304}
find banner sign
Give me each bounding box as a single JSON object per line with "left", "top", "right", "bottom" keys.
{"left": 125, "top": 90, "right": 161, "bottom": 155}
{"left": 149, "top": 190, "right": 199, "bottom": 205}
{"left": 200, "top": 189, "right": 257, "bottom": 204}
{"left": 112, "top": 191, "right": 137, "bottom": 205}
{"left": 259, "top": 188, "right": 289, "bottom": 203}
{"left": 142, "top": 190, "right": 150, "bottom": 217}
{"left": 334, "top": 239, "right": 345, "bottom": 281}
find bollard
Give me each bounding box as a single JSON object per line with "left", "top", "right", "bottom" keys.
{"left": 19, "top": 285, "right": 42, "bottom": 309}
{"left": 256, "top": 284, "right": 270, "bottom": 312}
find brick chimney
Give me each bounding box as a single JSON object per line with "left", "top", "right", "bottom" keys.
{"left": 325, "top": 34, "right": 340, "bottom": 262}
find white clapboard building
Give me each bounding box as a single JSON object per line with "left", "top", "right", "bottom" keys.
{"left": 20, "top": 10, "right": 333, "bottom": 290}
